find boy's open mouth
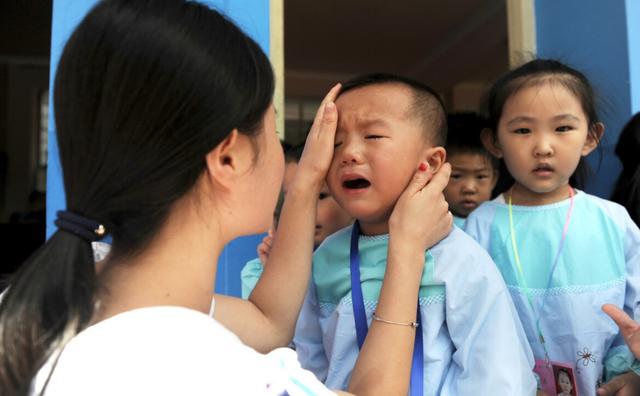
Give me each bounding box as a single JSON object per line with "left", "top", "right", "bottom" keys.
{"left": 343, "top": 178, "right": 371, "bottom": 189}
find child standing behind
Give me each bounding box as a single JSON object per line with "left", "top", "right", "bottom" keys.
{"left": 294, "top": 73, "right": 536, "bottom": 395}
{"left": 241, "top": 143, "right": 352, "bottom": 298}
{"left": 465, "top": 59, "right": 640, "bottom": 396}
{"left": 443, "top": 112, "right": 498, "bottom": 228}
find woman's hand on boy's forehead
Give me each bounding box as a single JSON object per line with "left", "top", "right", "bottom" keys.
{"left": 294, "top": 83, "right": 341, "bottom": 191}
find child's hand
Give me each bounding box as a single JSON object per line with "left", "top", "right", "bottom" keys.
{"left": 293, "top": 83, "right": 341, "bottom": 191}
{"left": 257, "top": 229, "right": 274, "bottom": 265}
{"left": 389, "top": 162, "right": 452, "bottom": 253}
{"left": 602, "top": 304, "right": 640, "bottom": 359}
{"left": 597, "top": 371, "right": 640, "bottom": 395}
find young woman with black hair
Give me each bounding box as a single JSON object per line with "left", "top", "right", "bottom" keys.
{"left": 0, "top": 1, "right": 452, "bottom": 395}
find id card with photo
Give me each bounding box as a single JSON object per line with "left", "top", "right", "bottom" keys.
{"left": 534, "top": 359, "right": 579, "bottom": 396}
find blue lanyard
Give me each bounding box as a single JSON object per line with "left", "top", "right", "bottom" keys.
{"left": 349, "top": 221, "right": 424, "bottom": 395}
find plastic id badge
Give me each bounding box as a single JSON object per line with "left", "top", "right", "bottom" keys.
{"left": 534, "top": 359, "right": 579, "bottom": 396}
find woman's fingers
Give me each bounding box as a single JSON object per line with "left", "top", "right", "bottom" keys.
{"left": 403, "top": 162, "right": 433, "bottom": 196}
{"left": 308, "top": 83, "right": 341, "bottom": 141}
{"left": 389, "top": 162, "right": 452, "bottom": 251}
{"left": 421, "top": 162, "right": 451, "bottom": 197}
{"left": 294, "top": 84, "right": 341, "bottom": 189}
{"left": 603, "top": 304, "right": 640, "bottom": 334}
{"left": 602, "top": 304, "right": 640, "bottom": 359}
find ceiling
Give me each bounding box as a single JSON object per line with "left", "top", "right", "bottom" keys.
{"left": 284, "top": 0, "right": 509, "bottom": 104}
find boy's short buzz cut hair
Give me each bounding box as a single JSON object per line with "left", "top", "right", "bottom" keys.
{"left": 339, "top": 73, "right": 448, "bottom": 146}
{"left": 446, "top": 112, "right": 498, "bottom": 170}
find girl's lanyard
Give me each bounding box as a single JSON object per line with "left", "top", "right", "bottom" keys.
{"left": 508, "top": 186, "right": 575, "bottom": 364}
{"left": 349, "top": 221, "right": 424, "bottom": 396}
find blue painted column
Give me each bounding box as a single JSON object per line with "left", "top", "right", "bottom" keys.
{"left": 627, "top": 1, "right": 640, "bottom": 114}
{"left": 47, "top": 0, "right": 271, "bottom": 297}
{"left": 535, "top": 0, "right": 640, "bottom": 197}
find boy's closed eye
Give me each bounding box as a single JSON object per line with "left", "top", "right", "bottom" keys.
{"left": 334, "top": 134, "right": 386, "bottom": 148}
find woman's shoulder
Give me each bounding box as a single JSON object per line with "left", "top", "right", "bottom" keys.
{"left": 34, "top": 307, "right": 235, "bottom": 394}
{"left": 35, "top": 306, "right": 333, "bottom": 395}
{"left": 69, "top": 306, "right": 242, "bottom": 352}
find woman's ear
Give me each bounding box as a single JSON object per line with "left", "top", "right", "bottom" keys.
{"left": 204, "top": 129, "right": 243, "bottom": 190}
{"left": 423, "top": 146, "right": 446, "bottom": 173}
{"left": 582, "top": 122, "right": 604, "bottom": 156}
{"left": 480, "top": 128, "right": 503, "bottom": 158}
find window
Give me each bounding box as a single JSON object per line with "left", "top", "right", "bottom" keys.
{"left": 284, "top": 98, "right": 320, "bottom": 144}
{"left": 35, "top": 90, "right": 48, "bottom": 193}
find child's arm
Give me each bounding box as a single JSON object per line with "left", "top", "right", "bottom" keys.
{"left": 444, "top": 248, "right": 537, "bottom": 394}
{"left": 597, "top": 215, "right": 640, "bottom": 395}
{"left": 214, "top": 84, "right": 341, "bottom": 352}
{"left": 257, "top": 229, "right": 274, "bottom": 264}
{"left": 292, "top": 281, "right": 329, "bottom": 382}
{"left": 598, "top": 305, "right": 640, "bottom": 396}
{"left": 239, "top": 231, "right": 274, "bottom": 299}
{"left": 240, "top": 258, "right": 263, "bottom": 299}
{"left": 348, "top": 163, "right": 453, "bottom": 395}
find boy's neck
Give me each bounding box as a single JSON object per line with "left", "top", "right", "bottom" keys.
{"left": 358, "top": 220, "right": 389, "bottom": 236}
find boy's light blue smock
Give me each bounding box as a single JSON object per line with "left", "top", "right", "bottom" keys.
{"left": 452, "top": 215, "right": 466, "bottom": 229}
{"left": 293, "top": 225, "right": 537, "bottom": 395}
{"left": 465, "top": 191, "right": 640, "bottom": 396}
{"left": 241, "top": 258, "right": 263, "bottom": 299}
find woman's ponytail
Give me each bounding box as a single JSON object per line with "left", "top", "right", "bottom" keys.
{"left": 0, "top": 230, "right": 97, "bottom": 395}
{"left": 0, "top": 0, "right": 274, "bottom": 392}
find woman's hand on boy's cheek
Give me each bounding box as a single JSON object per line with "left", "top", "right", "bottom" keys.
{"left": 597, "top": 371, "right": 640, "bottom": 396}
{"left": 389, "top": 162, "right": 452, "bottom": 252}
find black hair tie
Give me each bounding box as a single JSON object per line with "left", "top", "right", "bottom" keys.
{"left": 55, "top": 210, "right": 106, "bottom": 242}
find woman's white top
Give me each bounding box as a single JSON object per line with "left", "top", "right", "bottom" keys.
{"left": 31, "top": 306, "right": 334, "bottom": 396}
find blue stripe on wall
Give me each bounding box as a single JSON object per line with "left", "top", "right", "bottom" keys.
{"left": 47, "top": 0, "right": 271, "bottom": 297}
{"left": 626, "top": 0, "right": 640, "bottom": 114}
{"left": 46, "top": 0, "right": 99, "bottom": 239}
{"left": 535, "top": 0, "right": 629, "bottom": 198}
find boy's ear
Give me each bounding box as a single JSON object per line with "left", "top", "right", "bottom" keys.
{"left": 480, "top": 128, "right": 503, "bottom": 158}
{"left": 582, "top": 122, "right": 604, "bottom": 156}
{"left": 204, "top": 129, "right": 247, "bottom": 190}
{"left": 423, "top": 146, "right": 446, "bottom": 173}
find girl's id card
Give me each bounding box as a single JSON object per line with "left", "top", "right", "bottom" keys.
{"left": 534, "top": 359, "right": 579, "bottom": 396}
